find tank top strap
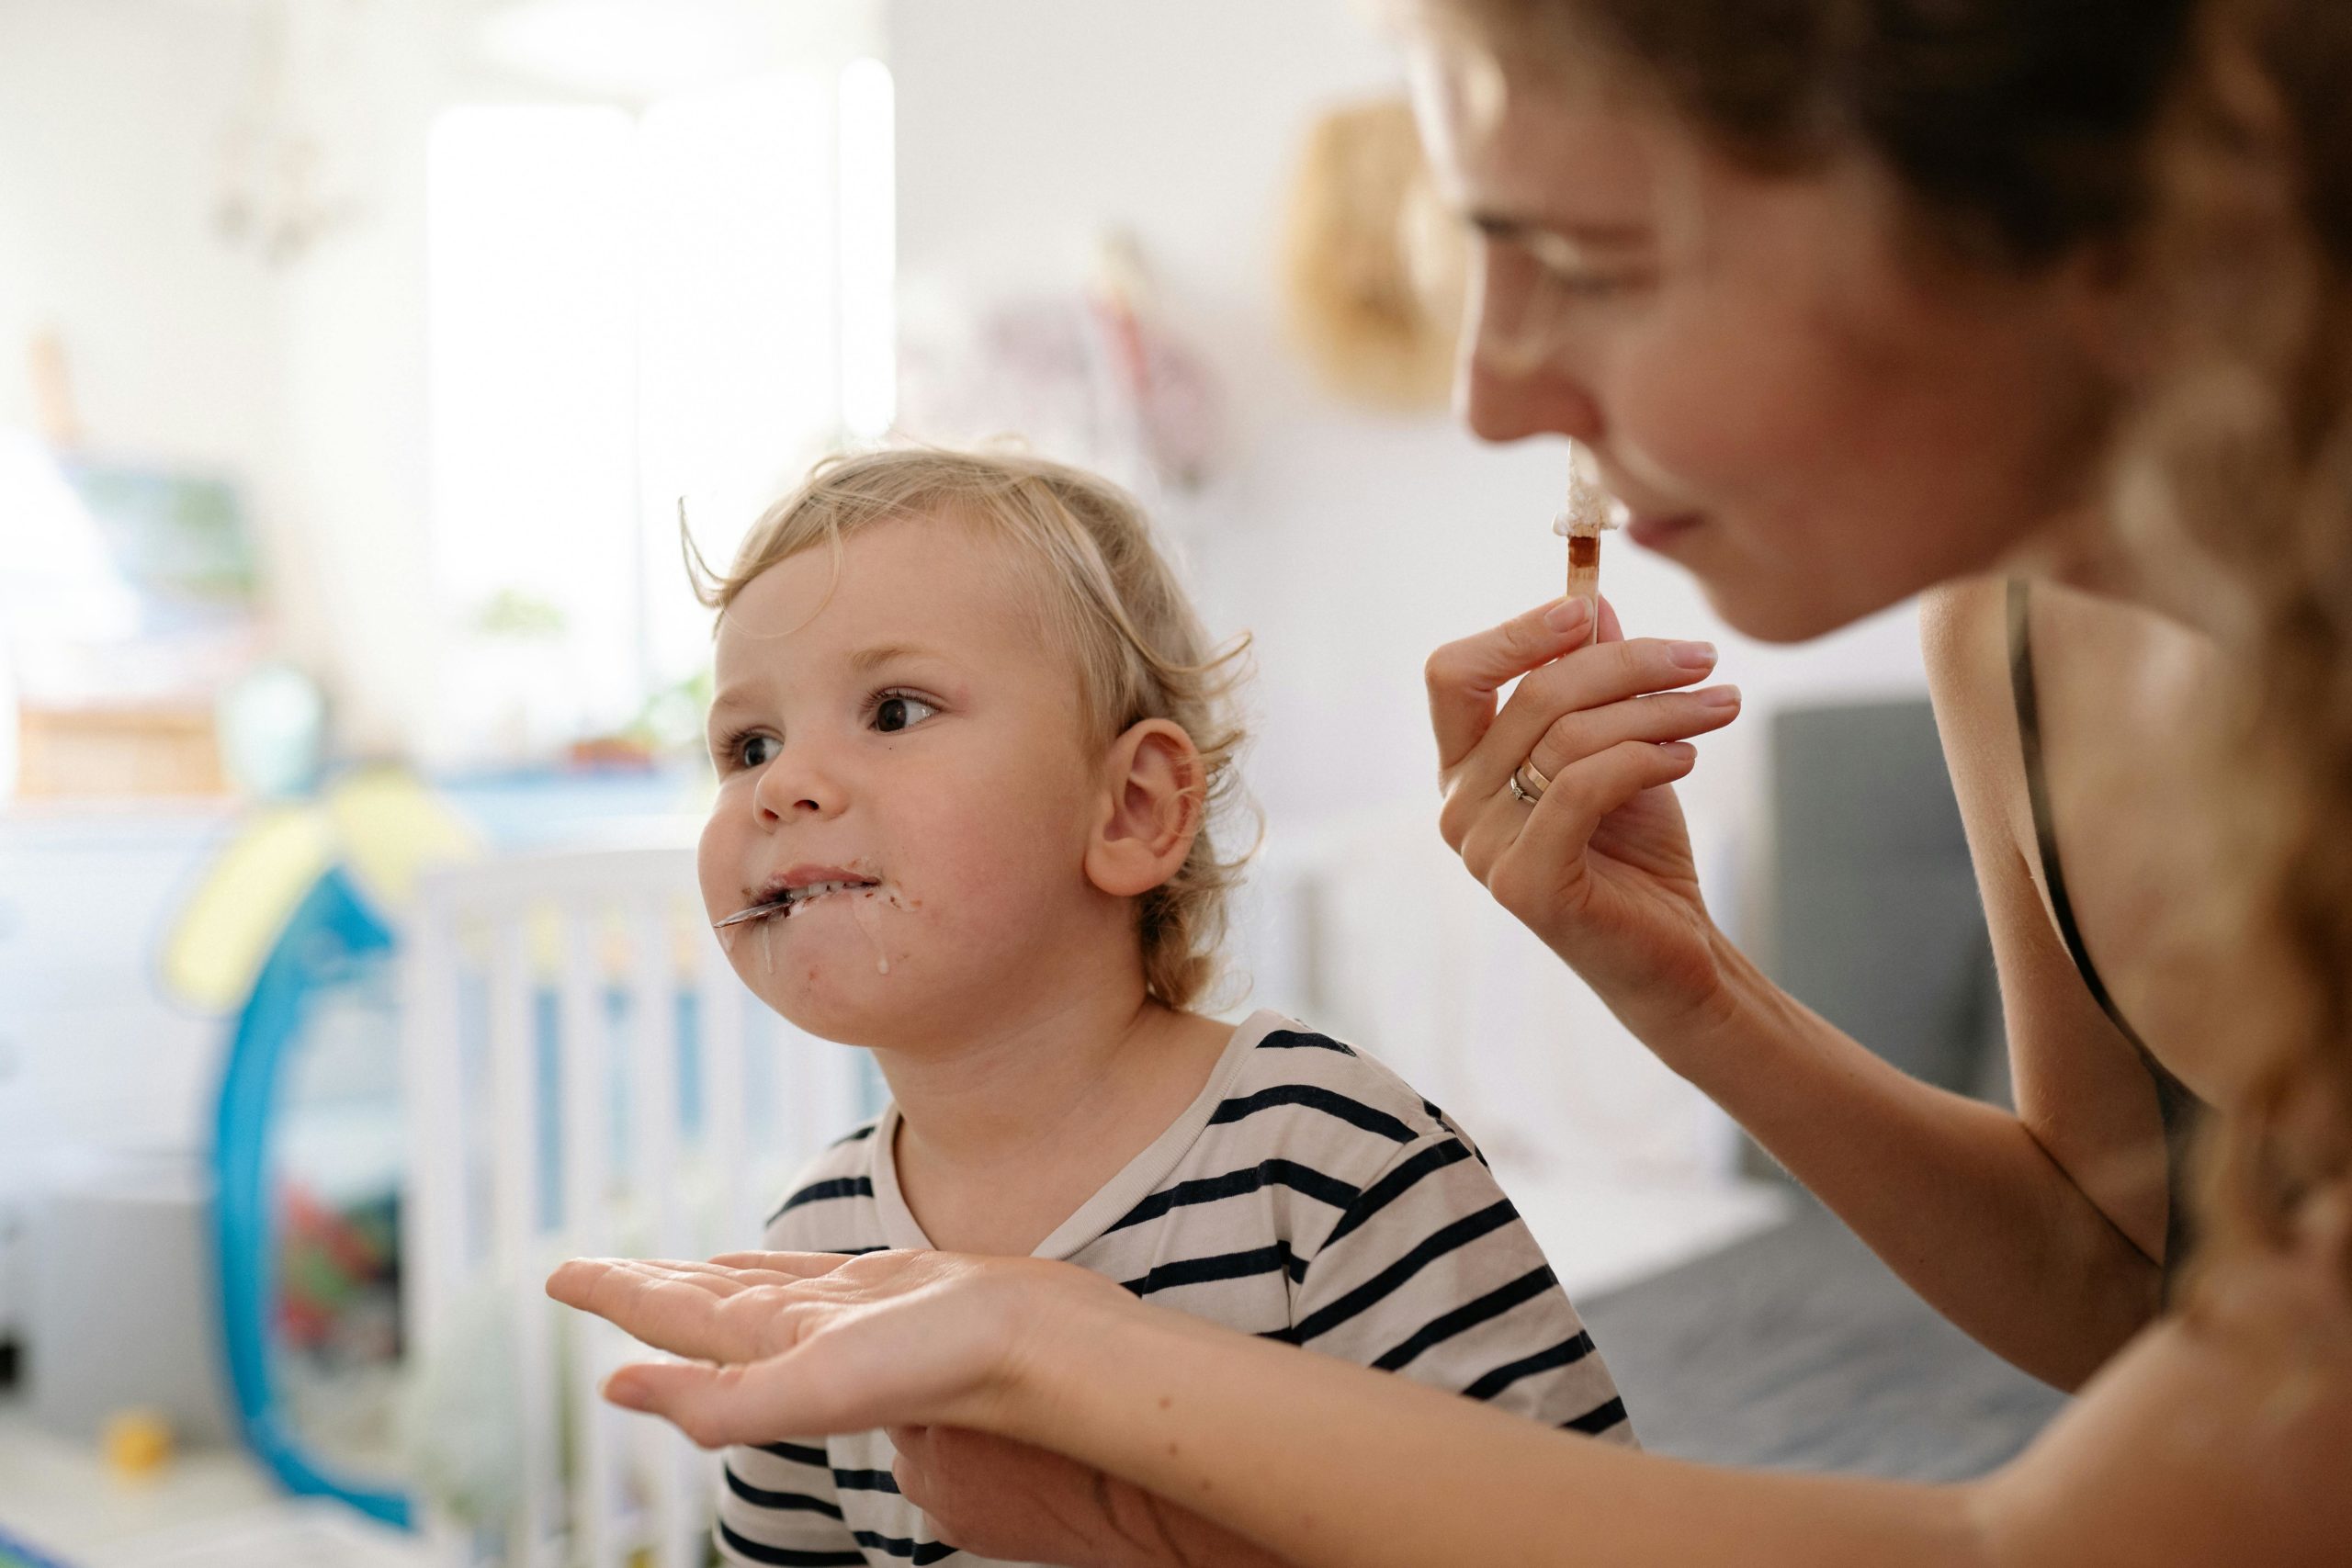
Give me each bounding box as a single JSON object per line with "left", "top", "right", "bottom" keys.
{"left": 2006, "top": 578, "right": 2203, "bottom": 1289}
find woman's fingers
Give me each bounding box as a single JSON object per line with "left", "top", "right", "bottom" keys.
{"left": 1499, "top": 634, "right": 1719, "bottom": 750}
{"left": 1438, "top": 634, "right": 1720, "bottom": 849}
{"left": 547, "top": 1258, "right": 803, "bottom": 1364}
{"left": 707, "top": 1250, "right": 870, "bottom": 1279}
{"left": 1509, "top": 740, "right": 1699, "bottom": 893}
{"left": 1453, "top": 734, "right": 1699, "bottom": 904}
{"left": 602, "top": 1354, "right": 811, "bottom": 1450}
{"left": 1426, "top": 596, "right": 1596, "bottom": 773}
{"left": 1525, "top": 685, "right": 1740, "bottom": 783}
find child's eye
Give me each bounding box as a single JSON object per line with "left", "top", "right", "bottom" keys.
{"left": 727, "top": 732, "right": 781, "bottom": 770}
{"left": 871, "top": 692, "right": 940, "bottom": 734}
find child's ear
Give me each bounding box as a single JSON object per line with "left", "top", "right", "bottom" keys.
{"left": 1085, "top": 719, "right": 1204, "bottom": 898}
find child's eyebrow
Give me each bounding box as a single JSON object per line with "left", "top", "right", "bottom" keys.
{"left": 846, "top": 642, "right": 953, "bottom": 674}
{"left": 706, "top": 686, "right": 760, "bottom": 722}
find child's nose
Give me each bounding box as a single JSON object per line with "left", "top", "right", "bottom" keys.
{"left": 751, "top": 742, "right": 849, "bottom": 823}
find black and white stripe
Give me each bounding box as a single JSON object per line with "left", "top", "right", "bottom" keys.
{"left": 716, "top": 1010, "right": 1632, "bottom": 1566}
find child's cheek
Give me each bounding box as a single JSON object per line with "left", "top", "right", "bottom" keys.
{"left": 695, "top": 810, "right": 739, "bottom": 924}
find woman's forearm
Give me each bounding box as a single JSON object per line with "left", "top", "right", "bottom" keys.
{"left": 1000, "top": 1294, "right": 1988, "bottom": 1568}
{"left": 1639, "top": 941, "right": 2159, "bottom": 1389}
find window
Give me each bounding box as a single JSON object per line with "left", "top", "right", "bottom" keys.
{"left": 425, "top": 61, "right": 893, "bottom": 764}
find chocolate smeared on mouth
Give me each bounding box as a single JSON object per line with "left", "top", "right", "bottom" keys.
{"left": 712, "top": 876, "right": 882, "bottom": 930}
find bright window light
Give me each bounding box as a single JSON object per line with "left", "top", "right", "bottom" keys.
{"left": 427, "top": 104, "right": 640, "bottom": 757}
{"left": 635, "top": 71, "right": 841, "bottom": 694}
{"left": 837, "top": 57, "right": 896, "bottom": 441}
{"left": 425, "top": 60, "right": 896, "bottom": 762}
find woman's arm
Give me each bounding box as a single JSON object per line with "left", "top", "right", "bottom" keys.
{"left": 1642, "top": 946, "right": 2159, "bottom": 1389}
{"left": 1425, "top": 592, "right": 2161, "bottom": 1389}
{"left": 886, "top": 1425, "right": 1293, "bottom": 1568}
{"left": 548, "top": 1223, "right": 2352, "bottom": 1568}
{"left": 1006, "top": 1277, "right": 1988, "bottom": 1568}
{"left": 550, "top": 1250, "right": 1983, "bottom": 1566}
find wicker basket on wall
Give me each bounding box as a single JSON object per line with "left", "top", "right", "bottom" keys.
{"left": 1281, "top": 96, "right": 1467, "bottom": 412}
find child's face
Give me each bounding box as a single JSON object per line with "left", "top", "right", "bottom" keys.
{"left": 699, "top": 513, "right": 1120, "bottom": 1045}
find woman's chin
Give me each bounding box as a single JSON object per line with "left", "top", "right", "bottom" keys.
{"left": 1696, "top": 574, "right": 1892, "bottom": 645}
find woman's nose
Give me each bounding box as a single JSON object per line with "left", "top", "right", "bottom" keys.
{"left": 1458, "top": 350, "right": 1603, "bottom": 444}
{"left": 1457, "top": 249, "right": 1605, "bottom": 444}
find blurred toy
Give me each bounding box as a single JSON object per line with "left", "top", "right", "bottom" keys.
{"left": 276, "top": 1183, "right": 399, "bottom": 1362}
{"left": 162, "top": 766, "right": 480, "bottom": 1529}
{"left": 0, "top": 1523, "right": 80, "bottom": 1568}
{"left": 101, "top": 1408, "right": 175, "bottom": 1479}
{"left": 896, "top": 231, "right": 1225, "bottom": 495}
{"left": 162, "top": 765, "right": 481, "bottom": 1013}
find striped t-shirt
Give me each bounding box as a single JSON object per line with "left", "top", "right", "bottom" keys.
{"left": 717, "top": 1010, "right": 1633, "bottom": 1567}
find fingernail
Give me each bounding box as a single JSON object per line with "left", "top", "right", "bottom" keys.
{"left": 1660, "top": 741, "right": 1697, "bottom": 760}
{"left": 602, "top": 1374, "right": 649, "bottom": 1411}
{"left": 1667, "top": 640, "right": 1717, "bottom": 670}
{"left": 1545, "top": 597, "right": 1594, "bottom": 634}
{"left": 1696, "top": 684, "right": 1741, "bottom": 708}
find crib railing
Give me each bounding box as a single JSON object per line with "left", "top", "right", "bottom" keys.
{"left": 401, "top": 845, "right": 870, "bottom": 1568}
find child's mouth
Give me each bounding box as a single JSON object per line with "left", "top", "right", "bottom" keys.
{"left": 713, "top": 875, "right": 882, "bottom": 928}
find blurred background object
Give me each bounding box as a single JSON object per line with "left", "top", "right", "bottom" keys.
{"left": 0, "top": 1, "right": 2041, "bottom": 1562}
{"left": 1282, "top": 96, "right": 1465, "bottom": 412}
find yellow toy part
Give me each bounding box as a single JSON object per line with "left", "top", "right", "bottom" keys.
{"left": 327, "top": 765, "right": 482, "bottom": 914}
{"left": 158, "top": 765, "right": 483, "bottom": 1013}
{"left": 161, "top": 807, "right": 335, "bottom": 1012}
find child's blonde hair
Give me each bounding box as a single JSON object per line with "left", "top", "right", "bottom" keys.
{"left": 691, "top": 447, "right": 1254, "bottom": 1011}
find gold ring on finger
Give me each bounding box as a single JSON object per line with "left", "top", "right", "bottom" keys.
{"left": 1509, "top": 760, "right": 1551, "bottom": 806}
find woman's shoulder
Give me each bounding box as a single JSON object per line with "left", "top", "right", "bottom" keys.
{"left": 1918, "top": 579, "right": 2024, "bottom": 815}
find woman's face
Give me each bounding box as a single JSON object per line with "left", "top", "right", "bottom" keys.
{"left": 1408, "top": 19, "right": 2119, "bottom": 641}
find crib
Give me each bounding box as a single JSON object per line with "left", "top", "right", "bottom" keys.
{"left": 398, "top": 842, "right": 872, "bottom": 1568}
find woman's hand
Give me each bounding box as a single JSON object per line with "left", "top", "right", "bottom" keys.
{"left": 1426, "top": 595, "right": 1744, "bottom": 1040}
{"left": 549, "top": 1250, "right": 1290, "bottom": 1566}
{"left": 889, "top": 1426, "right": 1294, "bottom": 1568}
{"left": 544, "top": 1248, "right": 1129, "bottom": 1449}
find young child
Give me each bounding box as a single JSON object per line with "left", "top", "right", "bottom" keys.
{"left": 695, "top": 448, "right": 1630, "bottom": 1566}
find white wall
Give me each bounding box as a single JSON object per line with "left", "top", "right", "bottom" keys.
{"left": 0, "top": 0, "right": 455, "bottom": 751}
{"left": 0, "top": 2, "right": 278, "bottom": 465}
{"left": 0, "top": 0, "right": 306, "bottom": 644}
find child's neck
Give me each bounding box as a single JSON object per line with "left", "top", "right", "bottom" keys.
{"left": 872, "top": 969, "right": 1236, "bottom": 1257}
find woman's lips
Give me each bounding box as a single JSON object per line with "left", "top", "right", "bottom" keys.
{"left": 1625, "top": 513, "right": 1704, "bottom": 550}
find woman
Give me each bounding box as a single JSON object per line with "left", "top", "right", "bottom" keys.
{"left": 550, "top": 2, "right": 2352, "bottom": 1562}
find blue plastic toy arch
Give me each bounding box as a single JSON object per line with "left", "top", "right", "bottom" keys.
{"left": 210, "top": 867, "right": 413, "bottom": 1528}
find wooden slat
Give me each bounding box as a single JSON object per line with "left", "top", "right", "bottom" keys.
{"left": 397, "top": 886, "right": 473, "bottom": 1562}
{"left": 697, "top": 920, "right": 753, "bottom": 1256}
{"left": 625, "top": 897, "right": 695, "bottom": 1568}
{"left": 558, "top": 904, "right": 623, "bottom": 1568}
{"left": 490, "top": 912, "right": 557, "bottom": 1568}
